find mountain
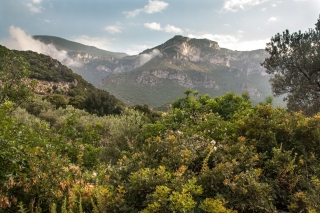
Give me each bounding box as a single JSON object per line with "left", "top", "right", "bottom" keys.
{"left": 33, "top": 35, "right": 131, "bottom": 85}
{"left": 98, "top": 35, "right": 276, "bottom": 107}
{"left": 33, "top": 35, "right": 128, "bottom": 59}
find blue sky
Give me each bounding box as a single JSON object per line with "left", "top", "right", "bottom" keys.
{"left": 1, "top": 0, "right": 320, "bottom": 55}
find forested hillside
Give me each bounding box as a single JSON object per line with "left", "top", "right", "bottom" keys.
{"left": 6, "top": 46, "right": 124, "bottom": 116}
{"left": 2, "top": 16, "right": 320, "bottom": 212}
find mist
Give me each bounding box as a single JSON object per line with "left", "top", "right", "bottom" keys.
{"left": 139, "top": 49, "right": 163, "bottom": 66}
{"left": 1, "top": 26, "right": 81, "bottom": 67}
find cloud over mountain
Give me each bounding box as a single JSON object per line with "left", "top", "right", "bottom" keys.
{"left": 1, "top": 26, "right": 81, "bottom": 67}
{"left": 139, "top": 49, "right": 162, "bottom": 66}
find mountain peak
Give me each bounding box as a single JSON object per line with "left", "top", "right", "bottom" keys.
{"left": 140, "top": 35, "right": 221, "bottom": 61}
{"left": 168, "top": 35, "right": 219, "bottom": 49}
{"left": 158, "top": 35, "right": 220, "bottom": 51}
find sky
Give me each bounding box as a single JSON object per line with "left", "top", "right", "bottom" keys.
{"left": 1, "top": 0, "right": 320, "bottom": 56}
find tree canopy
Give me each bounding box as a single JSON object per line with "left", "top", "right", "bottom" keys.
{"left": 262, "top": 16, "right": 320, "bottom": 116}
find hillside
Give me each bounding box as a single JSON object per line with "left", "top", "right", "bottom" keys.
{"left": 98, "top": 35, "right": 276, "bottom": 107}
{"left": 6, "top": 45, "right": 124, "bottom": 116}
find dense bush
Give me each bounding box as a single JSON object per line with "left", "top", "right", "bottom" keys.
{"left": 2, "top": 89, "right": 320, "bottom": 212}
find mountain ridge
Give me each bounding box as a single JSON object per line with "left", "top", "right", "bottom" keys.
{"left": 32, "top": 35, "right": 276, "bottom": 107}
{"left": 33, "top": 35, "right": 128, "bottom": 59}
{"left": 98, "top": 35, "right": 273, "bottom": 107}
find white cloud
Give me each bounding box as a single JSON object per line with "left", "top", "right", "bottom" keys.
{"left": 1, "top": 26, "right": 81, "bottom": 67}
{"left": 139, "top": 49, "right": 163, "bottom": 65}
{"left": 25, "top": 2, "right": 43, "bottom": 13}
{"left": 144, "top": 22, "right": 183, "bottom": 34}
{"left": 72, "top": 35, "right": 111, "bottom": 50}
{"left": 104, "top": 25, "right": 122, "bottom": 34}
{"left": 123, "top": 9, "right": 141, "bottom": 18}
{"left": 123, "top": 0, "right": 169, "bottom": 18}
{"left": 164, "top": 25, "right": 183, "bottom": 34}
{"left": 125, "top": 44, "right": 151, "bottom": 55}
{"left": 188, "top": 33, "right": 269, "bottom": 50}
{"left": 224, "top": 23, "right": 231, "bottom": 27}
{"left": 45, "top": 19, "right": 50, "bottom": 23}
{"left": 222, "top": 0, "right": 270, "bottom": 12}
{"left": 267, "top": 17, "right": 277, "bottom": 24}
{"left": 144, "top": 22, "right": 162, "bottom": 31}
{"left": 32, "top": 0, "right": 42, "bottom": 4}
{"left": 144, "top": 0, "right": 169, "bottom": 13}
{"left": 271, "top": 4, "right": 277, "bottom": 7}
{"left": 261, "top": 7, "right": 266, "bottom": 11}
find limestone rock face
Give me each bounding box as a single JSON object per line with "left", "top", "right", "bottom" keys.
{"left": 135, "top": 70, "right": 218, "bottom": 89}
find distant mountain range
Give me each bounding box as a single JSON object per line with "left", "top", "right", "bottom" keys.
{"left": 33, "top": 35, "right": 281, "bottom": 108}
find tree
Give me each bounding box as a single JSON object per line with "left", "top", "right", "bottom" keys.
{"left": 44, "top": 94, "right": 68, "bottom": 109}
{"left": 261, "top": 17, "right": 320, "bottom": 116}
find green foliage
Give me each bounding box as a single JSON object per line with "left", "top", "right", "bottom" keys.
{"left": 44, "top": 94, "right": 68, "bottom": 109}
{"left": 262, "top": 17, "right": 320, "bottom": 116}
{"left": 200, "top": 198, "right": 237, "bottom": 213}
{"left": 130, "top": 104, "right": 162, "bottom": 123}
{"left": 0, "top": 45, "right": 37, "bottom": 109}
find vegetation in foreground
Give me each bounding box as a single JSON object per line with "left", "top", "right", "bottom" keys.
{"left": 1, "top": 17, "right": 320, "bottom": 213}
{"left": 2, "top": 87, "right": 320, "bottom": 212}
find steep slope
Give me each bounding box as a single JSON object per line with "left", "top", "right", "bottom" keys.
{"left": 98, "top": 35, "right": 273, "bottom": 107}
{"left": 7, "top": 46, "right": 124, "bottom": 115}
